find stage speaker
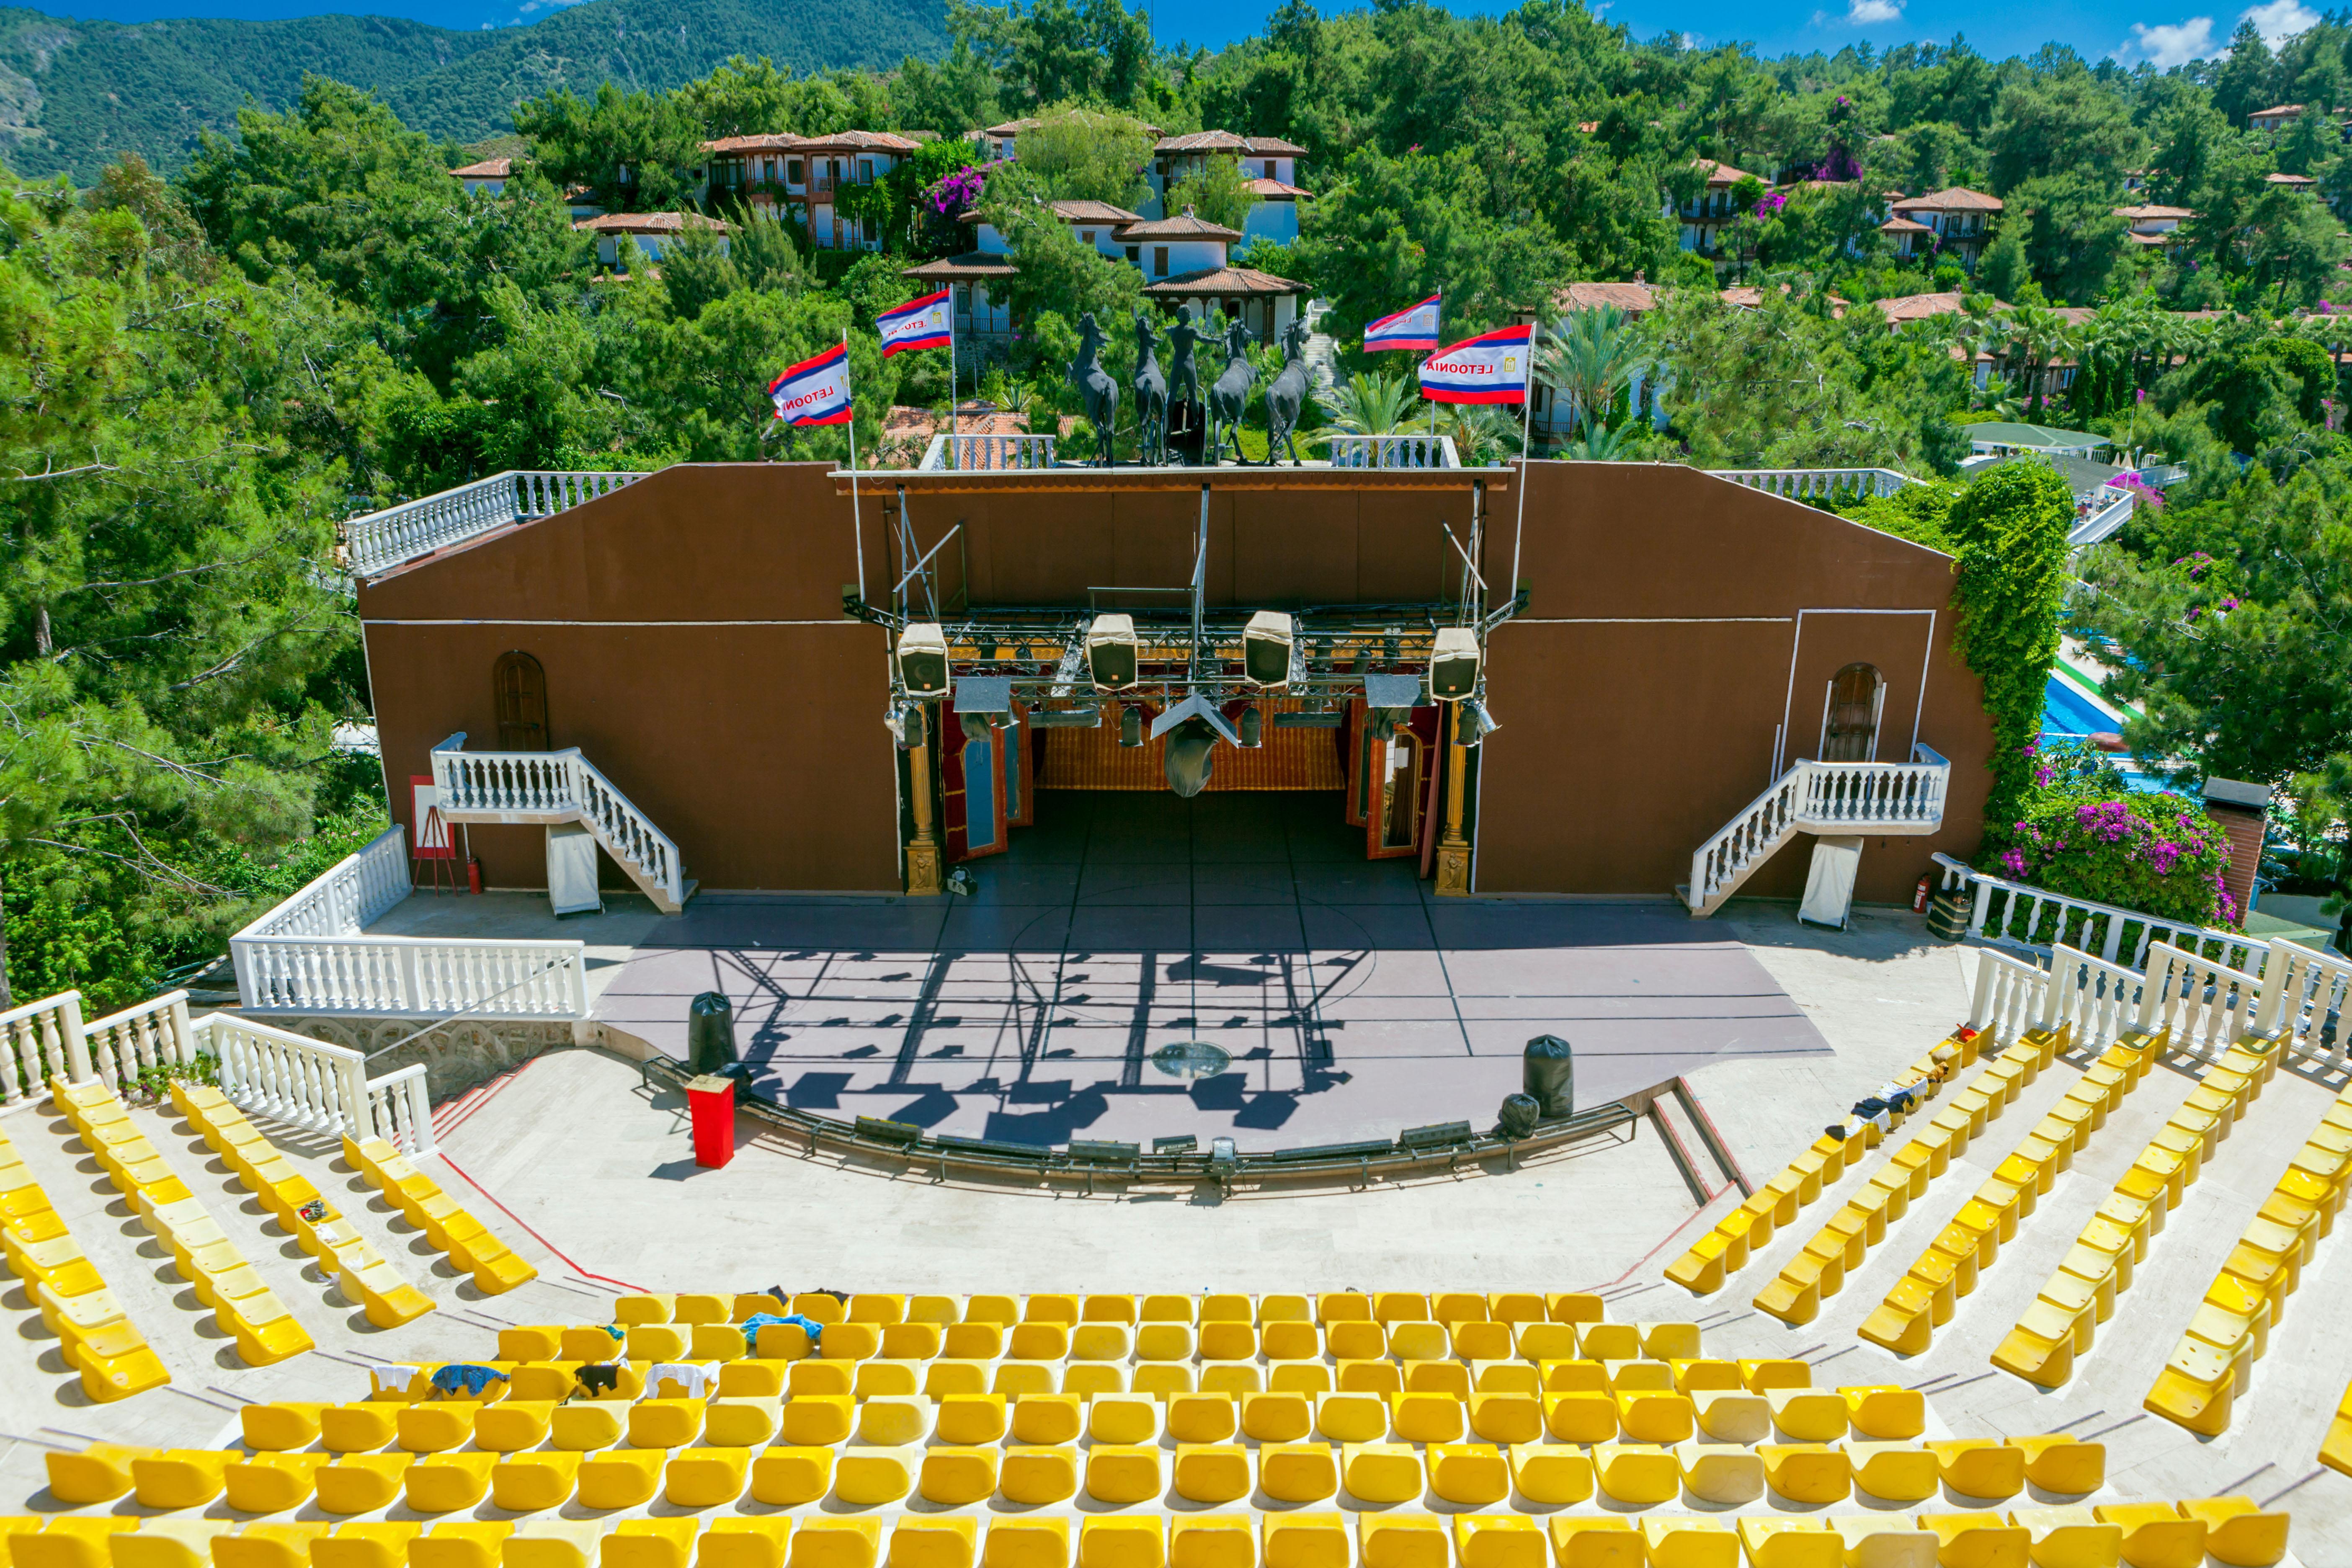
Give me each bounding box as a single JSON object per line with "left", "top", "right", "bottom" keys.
{"left": 1243, "top": 610, "right": 1295, "bottom": 687}
{"left": 1165, "top": 717, "right": 1217, "bottom": 796}
{"left": 1429, "top": 627, "right": 1481, "bottom": 701}
{"left": 896, "top": 622, "right": 951, "bottom": 699}
{"left": 1087, "top": 613, "right": 1141, "bottom": 691}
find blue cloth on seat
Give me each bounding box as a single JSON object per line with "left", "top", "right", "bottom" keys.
{"left": 740, "top": 1312, "right": 823, "bottom": 1349}
{"left": 431, "top": 1363, "right": 511, "bottom": 1397}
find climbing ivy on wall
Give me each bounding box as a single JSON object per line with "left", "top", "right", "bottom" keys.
{"left": 1945, "top": 464, "right": 2075, "bottom": 831}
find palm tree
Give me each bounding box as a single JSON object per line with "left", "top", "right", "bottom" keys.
{"left": 2004, "top": 305, "right": 2070, "bottom": 416}
{"left": 1436, "top": 404, "right": 1519, "bottom": 465}
{"left": 1556, "top": 420, "right": 1636, "bottom": 460}
{"left": 1321, "top": 370, "right": 1424, "bottom": 437}
{"left": 1539, "top": 305, "right": 1651, "bottom": 438}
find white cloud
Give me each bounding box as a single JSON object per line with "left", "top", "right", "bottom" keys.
{"left": 2241, "top": 0, "right": 2320, "bottom": 44}
{"left": 2117, "top": 15, "right": 2216, "bottom": 65}
{"left": 1846, "top": 0, "right": 1904, "bottom": 21}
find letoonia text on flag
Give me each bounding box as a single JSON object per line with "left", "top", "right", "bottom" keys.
{"left": 1417, "top": 324, "right": 1534, "bottom": 405}
{"left": 1364, "top": 294, "right": 1441, "bottom": 353}
{"left": 769, "top": 343, "right": 854, "bottom": 426}
{"left": 878, "top": 288, "right": 953, "bottom": 357}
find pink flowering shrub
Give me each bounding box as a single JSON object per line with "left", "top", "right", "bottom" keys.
{"left": 1988, "top": 746, "right": 2239, "bottom": 928}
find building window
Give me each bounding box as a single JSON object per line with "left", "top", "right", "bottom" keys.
{"left": 787, "top": 160, "right": 803, "bottom": 184}
{"left": 859, "top": 158, "right": 874, "bottom": 183}
{"left": 1125, "top": 245, "right": 1138, "bottom": 264}
{"left": 1820, "top": 663, "right": 1885, "bottom": 762}
{"left": 1154, "top": 246, "right": 1169, "bottom": 276}
{"left": 1264, "top": 160, "right": 1276, "bottom": 178}
{"left": 493, "top": 651, "right": 550, "bottom": 751}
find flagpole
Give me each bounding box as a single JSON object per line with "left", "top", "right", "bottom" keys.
{"left": 1510, "top": 319, "right": 1538, "bottom": 609}
{"left": 845, "top": 328, "right": 865, "bottom": 605}
{"left": 948, "top": 300, "right": 959, "bottom": 457}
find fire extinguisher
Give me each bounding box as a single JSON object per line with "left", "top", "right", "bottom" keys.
{"left": 1912, "top": 874, "right": 1932, "bottom": 913}
{"left": 467, "top": 855, "right": 484, "bottom": 896}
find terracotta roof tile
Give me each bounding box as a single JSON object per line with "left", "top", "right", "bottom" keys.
{"left": 1139, "top": 265, "right": 1305, "bottom": 296}
{"left": 450, "top": 157, "right": 515, "bottom": 178}
{"left": 1117, "top": 211, "right": 1243, "bottom": 241}
{"left": 1891, "top": 186, "right": 2003, "bottom": 212}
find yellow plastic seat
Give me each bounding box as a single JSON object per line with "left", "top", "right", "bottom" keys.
{"left": 933, "top": 1394, "right": 1006, "bottom": 1445}
{"left": 982, "top": 1519, "right": 1069, "bottom": 1568}
{"left": 789, "top": 1521, "right": 882, "bottom": 1568}
{"left": 665, "top": 1447, "right": 750, "bottom": 1508}
{"left": 1354, "top": 1515, "right": 1444, "bottom": 1568}
{"left": 1168, "top": 1519, "right": 1252, "bottom": 1568}
{"left": 835, "top": 1449, "right": 916, "bottom": 1506}
{"left": 131, "top": 1450, "right": 232, "bottom": 1510}
{"left": 701, "top": 1522, "right": 794, "bottom": 1568}
{"left": 2010, "top": 1507, "right": 2120, "bottom": 1568}
{"left": 483, "top": 1450, "right": 579, "bottom": 1512}
{"left": 886, "top": 1522, "right": 975, "bottom": 1568}
{"left": 1768, "top": 1387, "right": 1848, "bottom": 1441}
{"left": 1427, "top": 1442, "right": 1508, "bottom": 1505}
{"left": 1692, "top": 1389, "right": 1769, "bottom": 1444}
{"left": 2177, "top": 1499, "right": 2287, "bottom": 1568}
{"left": 1760, "top": 1442, "right": 1850, "bottom": 1504}
{"left": 1257, "top": 1443, "right": 1339, "bottom": 1504}
{"left": 1674, "top": 1440, "right": 1763, "bottom": 1504}
{"left": 856, "top": 1395, "right": 932, "bottom": 1446}
{"left": 1168, "top": 1444, "right": 1249, "bottom": 1504}
{"left": 399, "top": 1401, "right": 484, "bottom": 1454}
{"left": 2090, "top": 1505, "right": 2202, "bottom": 1568}
{"left": 43, "top": 1443, "right": 149, "bottom": 1505}
{"left": 1339, "top": 1441, "right": 1421, "bottom": 1504}
{"left": 1927, "top": 1439, "right": 2025, "bottom": 1501}
{"left": 1388, "top": 1390, "right": 1467, "bottom": 1443}
{"left": 1075, "top": 1523, "right": 1163, "bottom": 1568}
{"left": 1083, "top": 1444, "right": 1163, "bottom": 1504}
{"left": 405, "top": 1452, "right": 498, "bottom": 1514}
{"left": 1845, "top": 1442, "right": 1938, "bottom": 1503}
{"left": 224, "top": 1452, "right": 329, "bottom": 1512}
{"left": 1547, "top": 1519, "right": 1638, "bottom": 1568}
{"left": 917, "top": 1447, "right": 1000, "bottom": 1506}
{"left": 1735, "top": 1520, "right": 1838, "bottom": 1568}
{"left": 239, "top": 1403, "right": 328, "bottom": 1452}
{"left": 314, "top": 1454, "right": 414, "bottom": 1515}
{"left": 1593, "top": 1441, "right": 1677, "bottom": 1505}
{"left": 2016, "top": 1435, "right": 2104, "bottom": 1495}
{"left": 320, "top": 1402, "right": 402, "bottom": 1453}
{"left": 1001, "top": 1446, "right": 1080, "bottom": 1505}
{"left": 1452, "top": 1517, "right": 1540, "bottom": 1568}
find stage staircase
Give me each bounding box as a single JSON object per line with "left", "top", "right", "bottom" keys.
{"left": 1680, "top": 745, "right": 1951, "bottom": 916}
{"left": 429, "top": 735, "right": 695, "bottom": 913}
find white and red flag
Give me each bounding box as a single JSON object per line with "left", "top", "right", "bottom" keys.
{"left": 1417, "top": 324, "right": 1534, "bottom": 405}
{"left": 877, "top": 289, "right": 953, "bottom": 357}
{"left": 1364, "top": 293, "right": 1442, "bottom": 352}
{"left": 769, "top": 343, "right": 854, "bottom": 426}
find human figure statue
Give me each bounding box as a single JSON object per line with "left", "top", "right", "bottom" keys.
{"left": 1166, "top": 314, "right": 1204, "bottom": 407}
{"left": 1261, "top": 316, "right": 1313, "bottom": 467}
{"left": 1067, "top": 312, "right": 1120, "bottom": 468}
{"left": 1131, "top": 310, "right": 1170, "bottom": 466}
{"left": 1205, "top": 314, "right": 1258, "bottom": 465}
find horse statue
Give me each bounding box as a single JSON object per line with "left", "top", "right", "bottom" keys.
{"left": 1261, "top": 316, "right": 1313, "bottom": 467}
{"left": 1067, "top": 311, "right": 1120, "bottom": 467}
{"left": 1131, "top": 310, "right": 1170, "bottom": 465}
{"left": 1205, "top": 315, "right": 1258, "bottom": 466}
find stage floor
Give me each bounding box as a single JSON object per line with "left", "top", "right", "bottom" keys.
{"left": 592, "top": 791, "right": 1832, "bottom": 1148}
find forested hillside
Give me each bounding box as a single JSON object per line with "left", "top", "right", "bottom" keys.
{"left": 0, "top": 0, "right": 946, "bottom": 181}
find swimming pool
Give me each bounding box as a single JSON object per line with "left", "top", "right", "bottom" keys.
{"left": 2042, "top": 673, "right": 2118, "bottom": 738}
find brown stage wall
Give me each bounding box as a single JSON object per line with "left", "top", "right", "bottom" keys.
{"left": 357, "top": 461, "right": 1990, "bottom": 902}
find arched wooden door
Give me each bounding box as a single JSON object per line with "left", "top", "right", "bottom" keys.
{"left": 493, "top": 652, "right": 549, "bottom": 750}
{"left": 1820, "top": 662, "right": 1885, "bottom": 762}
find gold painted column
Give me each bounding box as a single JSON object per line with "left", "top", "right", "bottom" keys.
{"left": 1434, "top": 704, "right": 1472, "bottom": 897}
{"left": 905, "top": 702, "right": 944, "bottom": 896}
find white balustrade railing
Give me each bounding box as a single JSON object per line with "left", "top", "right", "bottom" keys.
{"left": 0, "top": 990, "right": 86, "bottom": 1106}
{"left": 81, "top": 993, "right": 196, "bottom": 1093}
{"left": 1930, "top": 854, "right": 2266, "bottom": 975}
{"left": 1687, "top": 746, "right": 1951, "bottom": 912}
{"left": 199, "top": 1011, "right": 366, "bottom": 1137}
{"left": 2252, "top": 940, "right": 2350, "bottom": 1067}
{"left": 2048, "top": 944, "right": 2147, "bottom": 1055}
{"left": 1970, "top": 948, "right": 2052, "bottom": 1046}
{"left": 344, "top": 470, "right": 644, "bottom": 578}
{"left": 242, "top": 826, "right": 412, "bottom": 942}
{"left": 1710, "top": 467, "right": 1919, "bottom": 499}
{"left": 2068, "top": 487, "right": 2135, "bottom": 549}
{"left": 432, "top": 736, "right": 684, "bottom": 910}
{"left": 2138, "top": 941, "right": 2265, "bottom": 1064}
{"left": 1326, "top": 434, "right": 1461, "bottom": 469}
{"left": 918, "top": 433, "right": 1060, "bottom": 471}
{"left": 363, "top": 1063, "right": 437, "bottom": 1155}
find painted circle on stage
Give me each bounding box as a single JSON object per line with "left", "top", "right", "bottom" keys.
{"left": 1150, "top": 1040, "right": 1233, "bottom": 1080}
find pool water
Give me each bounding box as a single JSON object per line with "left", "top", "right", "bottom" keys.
{"left": 2041, "top": 673, "right": 2177, "bottom": 795}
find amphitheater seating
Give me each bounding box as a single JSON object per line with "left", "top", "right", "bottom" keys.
{"left": 49, "top": 1076, "right": 313, "bottom": 1366}
{"left": 1994, "top": 1033, "right": 2275, "bottom": 1390}
{"left": 2324, "top": 1377, "right": 2352, "bottom": 1478}
{"left": 344, "top": 1136, "right": 536, "bottom": 1295}
{"left": 0, "top": 1122, "right": 169, "bottom": 1401}
{"left": 1856, "top": 1031, "right": 2161, "bottom": 1356}
{"left": 1666, "top": 1029, "right": 1977, "bottom": 1297}
{"left": 171, "top": 1084, "right": 434, "bottom": 1330}
{"left": 2145, "top": 1077, "right": 2349, "bottom": 1433}
{"left": 1751, "top": 1027, "right": 2061, "bottom": 1327}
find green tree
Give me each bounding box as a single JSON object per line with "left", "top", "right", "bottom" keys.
{"left": 892, "top": 38, "right": 1005, "bottom": 134}
{"left": 1165, "top": 156, "right": 1263, "bottom": 232}
{"left": 980, "top": 166, "right": 1144, "bottom": 369}
{"left": 1015, "top": 107, "right": 1155, "bottom": 207}
{"left": 1948, "top": 462, "right": 2073, "bottom": 823}
{"left": 1977, "top": 224, "right": 2033, "bottom": 306}
{"left": 512, "top": 81, "right": 707, "bottom": 213}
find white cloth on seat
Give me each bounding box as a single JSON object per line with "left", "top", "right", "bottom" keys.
{"left": 369, "top": 1363, "right": 417, "bottom": 1394}
{"left": 645, "top": 1361, "right": 718, "bottom": 1399}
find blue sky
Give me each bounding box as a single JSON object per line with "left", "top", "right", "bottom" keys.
{"left": 54, "top": 0, "right": 2315, "bottom": 73}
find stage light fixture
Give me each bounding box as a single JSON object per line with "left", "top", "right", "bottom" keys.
{"left": 883, "top": 702, "right": 918, "bottom": 749}
{"left": 1086, "top": 613, "right": 1141, "bottom": 691}
{"left": 1429, "top": 627, "right": 1482, "bottom": 701}
{"left": 895, "top": 622, "right": 951, "bottom": 699}
{"left": 1165, "top": 716, "right": 1217, "bottom": 797}
{"left": 1238, "top": 707, "right": 1263, "bottom": 748}
{"left": 1030, "top": 705, "right": 1103, "bottom": 727}
{"left": 1242, "top": 610, "right": 1295, "bottom": 687}
{"left": 1119, "top": 704, "right": 1145, "bottom": 748}
{"left": 1458, "top": 698, "right": 1500, "bottom": 746}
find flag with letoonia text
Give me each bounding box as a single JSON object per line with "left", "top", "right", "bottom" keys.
{"left": 878, "top": 289, "right": 953, "bottom": 357}
{"left": 1364, "top": 294, "right": 1441, "bottom": 352}
{"left": 1417, "top": 325, "right": 1533, "bottom": 405}
{"left": 769, "top": 343, "right": 854, "bottom": 426}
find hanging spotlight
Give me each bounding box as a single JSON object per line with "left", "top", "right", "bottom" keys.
{"left": 883, "top": 702, "right": 918, "bottom": 749}
{"left": 896, "top": 622, "right": 951, "bottom": 699}
{"left": 1119, "top": 704, "right": 1145, "bottom": 748}
{"left": 1165, "top": 716, "right": 1218, "bottom": 797}
{"left": 1458, "top": 698, "right": 1500, "bottom": 747}
{"left": 1242, "top": 610, "right": 1295, "bottom": 687}
{"left": 1238, "top": 707, "right": 1263, "bottom": 748}
{"left": 1086, "top": 614, "right": 1142, "bottom": 691}
{"left": 1429, "top": 627, "right": 1482, "bottom": 701}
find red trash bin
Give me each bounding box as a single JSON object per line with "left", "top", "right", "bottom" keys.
{"left": 686, "top": 1073, "right": 736, "bottom": 1168}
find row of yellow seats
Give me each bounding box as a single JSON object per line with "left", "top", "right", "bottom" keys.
{"left": 173, "top": 1085, "right": 434, "bottom": 1331}
{"left": 2146, "top": 1078, "right": 2349, "bottom": 1433}
{"left": 1861, "top": 1031, "right": 2169, "bottom": 1357}
{"left": 44, "top": 1431, "right": 2107, "bottom": 1517}
{"left": 1666, "top": 1028, "right": 1979, "bottom": 1296}
{"left": 346, "top": 1137, "right": 536, "bottom": 1296}
{"left": 1753, "top": 1029, "right": 2064, "bottom": 1327}
{"left": 214, "top": 1383, "right": 1910, "bottom": 1467}
{"left": 2324, "top": 1376, "right": 2352, "bottom": 1479}
{"left": 599, "top": 1295, "right": 1617, "bottom": 1333}
{"left": 0, "top": 1497, "right": 2296, "bottom": 1568}
{"left": 0, "top": 1126, "right": 168, "bottom": 1402}
{"left": 1995, "top": 1033, "right": 2278, "bottom": 1390}
{"left": 49, "top": 1078, "right": 312, "bottom": 1367}
{"left": 524, "top": 1321, "right": 1709, "bottom": 1371}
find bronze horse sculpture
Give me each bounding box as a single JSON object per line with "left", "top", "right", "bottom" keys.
{"left": 1261, "top": 316, "right": 1313, "bottom": 467}
{"left": 1068, "top": 312, "right": 1120, "bottom": 467}
{"left": 1205, "top": 315, "right": 1257, "bottom": 465}
{"left": 1131, "top": 311, "right": 1169, "bottom": 465}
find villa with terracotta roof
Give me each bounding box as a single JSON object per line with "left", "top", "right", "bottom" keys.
{"left": 449, "top": 157, "right": 517, "bottom": 197}
{"left": 2115, "top": 204, "right": 2195, "bottom": 255}
{"left": 1889, "top": 188, "right": 2003, "bottom": 269}
{"left": 573, "top": 212, "right": 729, "bottom": 276}
{"left": 1146, "top": 132, "right": 1313, "bottom": 243}
{"left": 694, "top": 130, "right": 923, "bottom": 249}
{"left": 1667, "top": 159, "right": 1765, "bottom": 258}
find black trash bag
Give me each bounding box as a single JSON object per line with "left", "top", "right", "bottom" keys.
{"left": 687, "top": 991, "right": 738, "bottom": 1075}
{"left": 1496, "top": 1092, "right": 1541, "bottom": 1139}
{"left": 1522, "top": 1034, "right": 1574, "bottom": 1119}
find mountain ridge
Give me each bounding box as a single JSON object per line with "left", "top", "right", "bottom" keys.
{"left": 0, "top": 0, "right": 948, "bottom": 183}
